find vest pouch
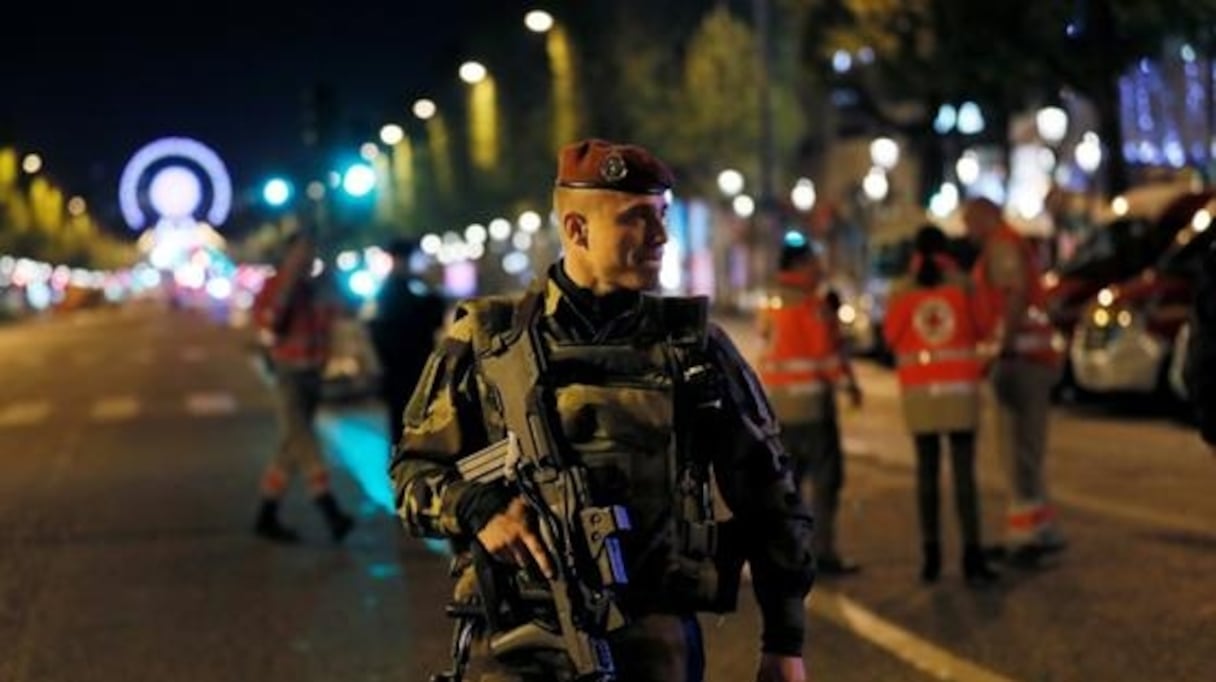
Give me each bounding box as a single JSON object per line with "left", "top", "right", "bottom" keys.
{"left": 665, "top": 516, "right": 743, "bottom": 613}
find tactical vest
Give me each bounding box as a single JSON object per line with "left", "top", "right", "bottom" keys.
{"left": 887, "top": 279, "right": 984, "bottom": 394}
{"left": 972, "top": 226, "right": 1062, "bottom": 367}
{"left": 757, "top": 280, "right": 842, "bottom": 424}
{"left": 464, "top": 285, "right": 740, "bottom": 618}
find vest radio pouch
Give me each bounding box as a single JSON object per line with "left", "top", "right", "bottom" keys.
{"left": 664, "top": 311, "right": 744, "bottom": 614}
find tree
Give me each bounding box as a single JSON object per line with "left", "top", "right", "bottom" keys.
{"left": 805, "top": 0, "right": 1213, "bottom": 197}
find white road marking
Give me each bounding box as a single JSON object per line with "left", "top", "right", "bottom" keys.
{"left": 90, "top": 396, "right": 141, "bottom": 422}
{"left": 0, "top": 401, "right": 52, "bottom": 427}
{"left": 808, "top": 588, "right": 1020, "bottom": 682}
{"left": 181, "top": 347, "right": 207, "bottom": 363}
{"left": 185, "top": 392, "right": 237, "bottom": 416}
{"left": 1051, "top": 489, "right": 1216, "bottom": 537}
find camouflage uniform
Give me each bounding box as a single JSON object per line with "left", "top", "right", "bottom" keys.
{"left": 391, "top": 266, "right": 815, "bottom": 681}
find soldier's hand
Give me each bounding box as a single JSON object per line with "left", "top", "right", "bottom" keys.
{"left": 756, "top": 654, "right": 806, "bottom": 682}
{"left": 476, "top": 497, "right": 555, "bottom": 579}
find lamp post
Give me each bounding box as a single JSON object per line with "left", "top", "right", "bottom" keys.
{"left": 460, "top": 61, "right": 500, "bottom": 173}
{"left": 525, "top": 10, "right": 579, "bottom": 151}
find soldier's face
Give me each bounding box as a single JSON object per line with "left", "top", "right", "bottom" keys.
{"left": 571, "top": 193, "right": 669, "bottom": 292}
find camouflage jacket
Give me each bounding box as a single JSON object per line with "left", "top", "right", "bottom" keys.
{"left": 389, "top": 264, "right": 814, "bottom": 656}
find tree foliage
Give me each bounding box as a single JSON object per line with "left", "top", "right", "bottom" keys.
{"left": 806, "top": 0, "right": 1215, "bottom": 193}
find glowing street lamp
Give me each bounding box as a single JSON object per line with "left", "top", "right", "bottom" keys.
{"left": 790, "top": 178, "right": 816, "bottom": 212}
{"left": 1075, "top": 132, "right": 1103, "bottom": 174}
{"left": 525, "top": 9, "right": 554, "bottom": 33}
{"left": 717, "top": 169, "right": 744, "bottom": 197}
{"left": 360, "top": 142, "right": 380, "bottom": 161}
{"left": 1036, "top": 106, "right": 1069, "bottom": 145}
{"left": 262, "top": 177, "right": 293, "bottom": 207}
{"left": 862, "top": 168, "right": 889, "bottom": 202}
{"left": 22, "top": 153, "right": 42, "bottom": 174}
{"left": 732, "top": 194, "right": 756, "bottom": 218}
{"left": 341, "top": 163, "right": 377, "bottom": 198}
{"left": 67, "top": 196, "right": 87, "bottom": 217}
{"left": 412, "top": 99, "right": 437, "bottom": 121}
{"left": 459, "top": 61, "right": 488, "bottom": 84}
{"left": 380, "top": 124, "right": 405, "bottom": 146}
{"left": 869, "top": 137, "right": 900, "bottom": 170}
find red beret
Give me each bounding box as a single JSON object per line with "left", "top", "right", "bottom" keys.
{"left": 555, "top": 139, "right": 674, "bottom": 195}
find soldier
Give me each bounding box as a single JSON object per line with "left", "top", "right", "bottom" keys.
{"left": 962, "top": 198, "right": 1065, "bottom": 566}
{"left": 882, "top": 225, "right": 998, "bottom": 585}
{"left": 391, "top": 139, "right": 814, "bottom": 681}
{"left": 251, "top": 231, "right": 354, "bottom": 544}
{"left": 756, "top": 236, "right": 862, "bottom": 576}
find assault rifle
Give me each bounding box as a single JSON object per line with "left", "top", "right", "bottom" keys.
{"left": 430, "top": 305, "right": 631, "bottom": 682}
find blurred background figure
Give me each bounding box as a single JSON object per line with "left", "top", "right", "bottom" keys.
{"left": 369, "top": 237, "right": 446, "bottom": 451}
{"left": 883, "top": 225, "right": 998, "bottom": 586}
{"left": 251, "top": 231, "right": 354, "bottom": 544}
{"left": 1186, "top": 242, "right": 1216, "bottom": 457}
{"left": 757, "top": 237, "right": 863, "bottom": 576}
{"left": 964, "top": 198, "right": 1065, "bottom": 566}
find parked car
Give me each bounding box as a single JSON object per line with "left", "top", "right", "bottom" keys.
{"left": 1070, "top": 203, "right": 1213, "bottom": 397}
{"left": 1044, "top": 191, "right": 1212, "bottom": 345}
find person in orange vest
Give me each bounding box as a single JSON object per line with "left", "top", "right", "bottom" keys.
{"left": 962, "top": 198, "right": 1065, "bottom": 566}
{"left": 758, "top": 237, "right": 863, "bottom": 576}
{"left": 883, "top": 225, "right": 999, "bottom": 586}
{"left": 251, "top": 230, "right": 354, "bottom": 544}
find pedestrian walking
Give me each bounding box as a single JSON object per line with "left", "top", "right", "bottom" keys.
{"left": 757, "top": 236, "right": 863, "bottom": 576}
{"left": 392, "top": 139, "right": 813, "bottom": 681}
{"left": 963, "top": 198, "right": 1065, "bottom": 566}
{"left": 369, "top": 237, "right": 446, "bottom": 451}
{"left": 251, "top": 231, "right": 354, "bottom": 544}
{"left": 883, "top": 225, "right": 999, "bottom": 585}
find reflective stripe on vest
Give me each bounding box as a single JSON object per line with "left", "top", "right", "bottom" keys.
{"left": 895, "top": 347, "right": 980, "bottom": 367}
{"left": 758, "top": 288, "right": 842, "bottom": 389}
{"left": 900, "top": 381, "right": 980, "bottom": 397}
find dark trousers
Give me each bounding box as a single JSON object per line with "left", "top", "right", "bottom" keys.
{"left": 782, "top": 400, "right": 844, "bottom": 558}
{"left": 912, "top": 431, "right": 982, "bottom": 546}
{"left": 476, "top": 614, "right": 705, "bottom": 682}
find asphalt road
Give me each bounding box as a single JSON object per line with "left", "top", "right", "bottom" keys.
{"left": 0, "top": 303, "right": 1211, "bottom": 681}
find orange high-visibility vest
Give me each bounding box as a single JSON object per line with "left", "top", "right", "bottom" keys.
{"left": 884, "top": 280, "right": 983, "bottom": 394}
{"left": 972, "top": 226, "right": 1061, "bottom": 366}
{"left": 758, "top": 278, "right": 843, "bottom": 398}
{"left": 253, "top": 273, "right": 335, "bottom": 368}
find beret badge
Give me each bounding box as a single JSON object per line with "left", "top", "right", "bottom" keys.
{"left": 599, "top": 152, "right": 629, "bottom": 183}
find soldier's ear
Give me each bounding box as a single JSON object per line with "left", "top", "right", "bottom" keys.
{"left": 562, "top": 212, "right": 589, "bottom": 249}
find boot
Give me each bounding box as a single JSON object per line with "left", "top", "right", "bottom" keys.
{"left": 920, "top": 542, "right": 941, "bottom": 584}
{"left": 315, "top": 492, "right": 354, "bottom": 543}
{"left": 254, "top": 499, "right": 300, "bottom": 544}
{"left": 963, "top": 544, "right": 999, "bottom": 586}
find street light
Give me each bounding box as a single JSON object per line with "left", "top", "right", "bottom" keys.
{"left": 22, "top": 153, "right": 42, "bottom": 174}
{"left": 525, "top": 9, "right": 554, "bottom": 33}
{"left": 341, "top": 163, "right": 377, "bottom": 198}
{"left": 262, "top": 177, "right": 293, "bottom": 207}
{"left": 380, "top": 124, "right": 404, "bottom": 146}
{"left": 956, "top": 151, "right": 981, "bottom": 186}
{"left": 862, "top": 167, "right": 889, "bottom": 202}
{"left": 459, "top": 61, "right": 488, "bottom": 84}
{"left": 359, "top": 142, "right": 380, "bottom": 161}
{"left": 717, "top": 169, "right": 744, "bottom": 197}
{"left": 732, "top": 194, "right": 756, "bottom": 218}
{"left": 1036, "top": 106, "right": 1069, "bottom": 145}
{"left": 412, "top": 99, "right": 437, "bottom": 120}
{"left": 306, "top": 181, "right": 326, "bottom": 201}
{"left": 870, "top": 137, "right": 900, "bottom": 170}
{"left": 790, "top": 178, "right": 816, "bottom": 212}
{"left": 1075, "top": 132, "right": 1103, "bottom": 174}
{"left": 67, "top": 196, "right": 87, "bottom": 217}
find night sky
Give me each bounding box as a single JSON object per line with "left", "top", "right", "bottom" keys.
{"left": 1, "top": 0, "right": 515, "bottom": 221}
